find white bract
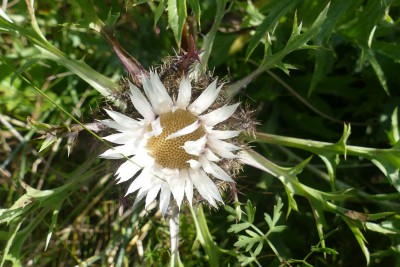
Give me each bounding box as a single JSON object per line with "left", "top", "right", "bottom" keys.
{"left": 100, "top": 72, "right": 241, "bottom": 216}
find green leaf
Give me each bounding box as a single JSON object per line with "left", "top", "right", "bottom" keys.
{"left": 273, "top": 61, "right": 297, "bottom": 76}
{"left": 154, "top": 0, "right": 168, "bottom": 27}
{"left": 187, "top": 0, "right": 200, "bottom": 27}
{"left": 190, "top": 206, "right": 220, "bottom": 267}
{"left": 245, "top": 0, "right": 299, "bottom": 61}
{"left": 361, "top": 47, "right": 390, "bottom": 96}
{"left": 0, "top": 16, "right": 119, "bottom": 99}
{"left": 104, "top": 9, "right": 120, "bottom": 33}
{"left": 0, "top": 220, "right": 22, "bottom": 267}
{"left": 168, "top": 0, "right": 187, "bottom": 48}
{"left": 195, "top": 0, "right": 229, "bottom": 72}
{"left": 365, "top": 222, "right": 398, "bottom": 234}
{"left": 228, "top": 2, "right": 331, "bottom": 97}
{"left": 341, "top": 215, "right": 370, "bottom": 265}
{"left": 38, "top": 135, "right": 58, "bottom": 153}
{"left": 227, "top": 222, "right": 251, "bottom": 233}
{"left": 244, "top": 200, "right": 256, "bottom": 224}
{"left": 309, "top": 0, "right": 358, "bottom": 96}
{"left": 45, "top": 196, "right": 67, "bottom": 251}
{"left": 311, "top": 247, "right": 339, "bottom": 255}
{"left": 386, "top": 107, "right": 399, "bottom": 146}
{"left": 254, "top": 241, "right": 263, "bottom": 256}
{"left": 269, "top": 225, "right": 288, "bottom": 233}
{"left": 68, "top": 0, "right": 104, "bottom": 31}
{"left": 268, "top": 197, "right": 284, "bottom": 228}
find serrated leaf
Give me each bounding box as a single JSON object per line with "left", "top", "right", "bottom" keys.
{"left": 227, "top": 222, "right": 251, "bottom": 233}
{"left": 245, "top": 0, "right": 299, "bottom": 61}
{"left": 264, "top": 213, "right": 273, "bottom": 229}
{"left": 271, "top": 198, "right": 283, "bottom": 227}
{"left": 361, "top": 47, "right": 390, "bottom": 96}
{"left": 154, "top": 0, "right": 168, "bottom": 27}
{"left": 228, "top": 3, "right": 330, "bottom": 97}
{"left": 104, "top": 9, "right": 120, "bottom": 33}
{"left": 244, "top": 200, "right": 256, "bottom": 224}
{"left": 274, "top": 61, "right": 297, "bottom": 76}
{"left": 309, "top": 0, "right": 357, "bottom": 96}
{"left": 237, "top": 254, "right": 257, "bottom": 266}
{"left": 168, "top": 0, "right": 187, "bottom": 48}
{"left": 68, "top": 0, "right": 104, "bottom": 31}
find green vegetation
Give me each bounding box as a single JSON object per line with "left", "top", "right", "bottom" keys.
{"left": 1, "top": 0, "right": 400, "bottom": 266}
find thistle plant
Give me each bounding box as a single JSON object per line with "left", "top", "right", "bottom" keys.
{"left": 1, "top": 0, "right": 400, "bottom": 266}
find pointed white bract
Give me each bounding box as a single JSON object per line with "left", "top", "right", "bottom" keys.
{"left": 188, "top": 79, "right": 221, "bottom": 115}
{"left": 100, "top": 72, "right": 241, "bottom": 216}
{"left": 129, "top": 81, "right": 155, "bottom": 121}
{"left": 166, "top": 120, "right": 199, "bottom": 140}
{"left": 199, "top": 103, "right": 240, "bottom": 127}
{"left": 176, "top": 76, "right": 192, "bottom": 110}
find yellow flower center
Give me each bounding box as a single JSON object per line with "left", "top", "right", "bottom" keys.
{"left": 147, "top": 109, "right": 205, "bottom": 169}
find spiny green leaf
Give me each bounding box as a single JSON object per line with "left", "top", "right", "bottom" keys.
{"left": 245, "top": 0, "right": 299, "bottom": 61}
{"left": 274, "top": 61, "right": 297, "bottom": 76}
{"left": 341, "top": 215, "right": 370, "bottom": 265}
{"left": 309, "top": 0, "right": 357, "bottom": 96}
{"left": 68, "top": 0, "right": 104, "bottom": 31}
{"left": 104, "top": 9, "right": 120, "bottom": 33}
{"left": 361, "top": 47, "right": 390, "bottom": 96}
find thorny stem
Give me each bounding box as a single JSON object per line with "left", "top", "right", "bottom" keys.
{"left": 169, "top": 205, "right": 180, "bottom": 267}
{"left": 253, "top": 132, "right": 397, "bottom": 157}
{"left": 195, "top": 0, "right": 230, "bottom": 72}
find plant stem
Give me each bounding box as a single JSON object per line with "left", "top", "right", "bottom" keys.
{"left": 169, "top": 205, "right": 180, "bottom": 267}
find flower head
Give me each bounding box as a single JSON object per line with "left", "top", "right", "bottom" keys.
{"left": 100, "top": 70, "right": 254, "bottom": 216}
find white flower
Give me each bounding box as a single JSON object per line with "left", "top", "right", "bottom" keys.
{"left": 100, "top": 71, "right": 241, "bottom": 216}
